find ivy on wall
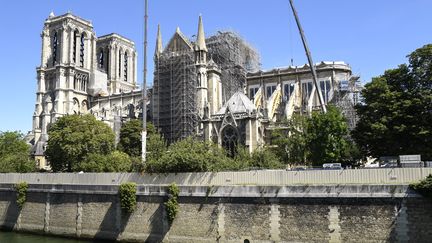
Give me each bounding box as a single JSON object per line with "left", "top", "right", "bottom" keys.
{"left": 119, "top": 182, "right": 137, "bottom": 213}
{"left": 165, "top": 183, "right": 180, "bottom": 224}
{"left": 15, "top": 182, "right": 28, "bottom": 208}
{"left": 411, "top": 174, "right": 432, "bottom": 198}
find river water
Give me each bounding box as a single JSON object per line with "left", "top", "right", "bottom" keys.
{"left": 0, "top": 231, "right": 106, "bottom": 243}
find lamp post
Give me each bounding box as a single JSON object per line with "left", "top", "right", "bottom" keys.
{"left": 141, "top": 0, "right": 148, "bottom": 163}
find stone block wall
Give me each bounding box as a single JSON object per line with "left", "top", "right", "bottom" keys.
{"left": 1, "top": 185, "right": 432, "bottom": 242}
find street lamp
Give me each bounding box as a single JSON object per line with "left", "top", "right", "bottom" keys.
{"left": 142, "top": 0, "right": 148, "bottom": 163}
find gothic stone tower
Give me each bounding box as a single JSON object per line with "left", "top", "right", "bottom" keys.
{"left": 32, "top": 12, "right": 97, "bottom": 167}
{"left": 31, "top": 12, "right": 138, "bottom": 168}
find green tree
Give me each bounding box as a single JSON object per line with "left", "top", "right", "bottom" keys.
{"left": 118, "top": 120, "right": 166, "bottom": 166}
{"left": 306, "top": 106, "right": 351, "bottom": 166}
{"left": 145, "top": 137, "right": 233, "bottom": 173}
{"left": 45, "top": 114, "right": 115, "bottom": 172}
{"left": 270, "top": 107, "right": 354, "bottom": 166}
{"left": 78, "top": 151, "right": 132, "bottom": 172}
{"left": 0, "top": 131, "right": 35, "bottom": 173}
{"left": 118, "top": 119, "right": 142, "bottom": 157}
{"left": 271, "top": 115, "right": 308, "bottom": 165}
{"left": 353, "top": 44, "right": 432, "bottom": 160}
{"left": 250, "top": 148, "right": 284, "bottom": 169}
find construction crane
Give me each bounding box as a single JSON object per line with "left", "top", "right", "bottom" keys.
{"left": 289, "top": 0, "right": 327, "bottom": 113}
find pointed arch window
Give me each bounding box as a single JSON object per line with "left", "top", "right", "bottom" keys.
{"left": 105, "top": 47, "right": 110, "bottom": 73}
{"left": 73, "top": 30, "right": 78, "bottom": 63}
{"left": 52, "top": 32, "right": 58, "bottom": 66}
{"left": 118, "top": 50, "right": 122, "bottom": 77}
{"left": 98, "top": 49, "right": 104, "bottom": 69}
{"left": 124, "top": 52, "right": 128, "bottom": 81}
{"left": 80, "top": 34, "right": 85, "bottom": 67}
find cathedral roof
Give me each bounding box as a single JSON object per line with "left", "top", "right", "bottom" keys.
{"left": 164, "top": 27, "right": 193, "bottom": 52}
{"left": 216, "top": 91, "right": 257, "bottom": 115}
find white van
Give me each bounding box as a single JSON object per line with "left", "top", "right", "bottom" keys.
{"left": 322, "top": 163, "right": 342, "bottom": 170}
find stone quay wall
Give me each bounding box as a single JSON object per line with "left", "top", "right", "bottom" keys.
{"left": 0, "top": 170, "right": 432, "bottom": 242}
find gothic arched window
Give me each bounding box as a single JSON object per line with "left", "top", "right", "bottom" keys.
{"left": 80, "top": 34, "right": 85, "bottom": 67}
{"left": 222, "top": 126, "right": 239, "bottom": 158}
{"left": 98, "top": 49, "right": 104, "bottom": 69}
{"left": 52, "top": 32, "right": 58, "bottom": 66}
{"left": 105, "top": 48, "right": 110, "bottom": 72}
{"left": 73, "top": 30, "right": 78, "bottom": 63}
{"left": 124, "top": 52, "right": 128, "bottom": 81}
{"left": 118, "top": 50, "right": 122, "bottom": 77}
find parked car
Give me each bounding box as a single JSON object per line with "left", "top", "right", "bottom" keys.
{"left": 322, "top": 163, "right": 342, "bottom": 170}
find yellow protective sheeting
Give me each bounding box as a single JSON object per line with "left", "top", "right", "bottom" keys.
{"left": 253, "top": 86, "right": 263, "bottom": 110}
{"left": 267, "top": 84, "right": 282, "bottom": 121}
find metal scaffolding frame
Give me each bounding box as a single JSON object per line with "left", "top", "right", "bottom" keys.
{"left": 207, "top": 31, "right": 260, "bottom": 102}
{"left": 153, "top": 50, "right": 197, "bottom": 144}
{"left": 332, "top": 77, "right": 362, "bottom": 130}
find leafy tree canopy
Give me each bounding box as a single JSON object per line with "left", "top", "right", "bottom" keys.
{"left": 45, "top": 114, "right": 115, "bottom": 172}
{"left": 307, "top": 106, "right": 351, "bottom": 165}
{"left": 118, "top": 120, "right": 167, "bottom": 164}
{"left": 353, "top": 44, "right": 432, "bottom": 160}
{"left": 0, "top": 131, "right": 35, "bottom": 173}
{"left": 271, "top": 106, "right": 356, "bottom": 166}
{"left": 271, "top": 115, "right": 308, "bottom": 165}
{"left": 145, "top": 137, "right": 233, "bottom": 173}
{"left": 78, "top": 151, "right": 132, "bottom": 172}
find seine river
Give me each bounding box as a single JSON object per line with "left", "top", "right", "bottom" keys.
{"left": 0, "top": 231, "right": 108, "bottom": 243}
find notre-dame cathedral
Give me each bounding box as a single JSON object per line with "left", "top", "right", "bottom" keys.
{"left": 30, "top": 12, "right": 360, "bottom": 169}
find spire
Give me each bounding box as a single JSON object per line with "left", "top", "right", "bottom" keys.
{"left": 155, "top": 24, "right": 163, "bottom": 58}
{"left": 195, "top": 15, "right": 207, "bottom": 52}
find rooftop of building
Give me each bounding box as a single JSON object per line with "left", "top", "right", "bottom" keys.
{"left": 45, "top": 12, "right": 93, "bottom": 28}
{"left": 215, "top": 91, "right": 257, "bottom": 116}
{"left": 97, "top": 33, "right": 135, "bottom": 46}
{"left": 247, "top": 61, "right": 352, "bottom": 78}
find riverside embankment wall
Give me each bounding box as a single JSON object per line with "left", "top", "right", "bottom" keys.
{"left": 1, "top": 169, "right": 432, "bottom": 242}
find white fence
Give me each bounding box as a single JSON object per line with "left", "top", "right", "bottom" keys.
{"left": 1, "top": 168, "right": 432, "bottom": 186}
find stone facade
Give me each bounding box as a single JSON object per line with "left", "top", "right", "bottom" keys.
{"left": 30, "top": 13, "right": 141, "bottom": 169}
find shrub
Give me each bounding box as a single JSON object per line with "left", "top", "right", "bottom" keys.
{"left": 119, "top": 182, "right": 137, "bottom": 213}
{"left": 165, "top": 183, "right": 180, "bottom": 224}
{"left": 145, "top": 137, "right": 233, "bottom": 173}
{"left": 410, "top": 174, "right": 432, "bottom": 198}
{"left": 15, "top": 182, "right": 28, "bottom": 208}
{"left": 0, "top": 131, "right": 35, "bottom": 173}
{"left": 79, "top": 151, "right": 132, "bottom": 172}
{"left": 250, "top": 149, "right": 284, "bottom": 169}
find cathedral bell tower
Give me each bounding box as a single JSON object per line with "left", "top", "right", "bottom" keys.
{"left": 194, "top": 15, "right": 208, "bottom": 119}
{"left": 32, "top": 12, "right": 96, "bottom": 169}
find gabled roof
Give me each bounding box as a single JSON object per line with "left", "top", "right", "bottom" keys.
{"left": 164, "top": 27, "right": 193, "bottom": 52}
{"left": 216, "top": 91, "right": 257, "bottom": 115}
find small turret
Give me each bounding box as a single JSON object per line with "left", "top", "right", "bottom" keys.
{"left": 155, "top": 24, "right": 163, "bottom": 58}
{"left": 195, "top": 15, "right": 208, "bottom": 120}
{"left": 195, "top": 15, "right": 207, "bottom": 52}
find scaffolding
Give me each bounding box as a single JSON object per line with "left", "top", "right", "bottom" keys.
{"left": 332, "top": 76, "right": 362, "bottom": 130}
{"left": 153, "top": 51, "right": 197, "bottom": 144}
{"left": 207, "top": 31, "right": 260, "bottom": 101}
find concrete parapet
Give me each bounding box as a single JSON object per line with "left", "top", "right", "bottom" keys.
{"left": 1, "top": 168, "right": 431, "bottom": 186}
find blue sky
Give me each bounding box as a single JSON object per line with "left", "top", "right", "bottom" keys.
{"left": 1, "top": 0, "right": 432, "bottom": 132}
